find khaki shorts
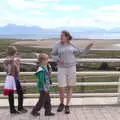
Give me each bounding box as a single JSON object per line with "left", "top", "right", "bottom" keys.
{"left": 57, "top": 66, "right": 76, "bottom": 87}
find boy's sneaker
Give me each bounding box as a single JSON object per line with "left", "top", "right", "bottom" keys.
{"left": 31, "top": 112, "right": 40, "bottom": 117}
{"left": 65, "top": 106, "right": 70, "bottom": 114}
{"left": 45, "top": 112, "right": 55, "bottom": 116}
{"left": 18, "top": 108, "right": 28, "bottom": 113}
{"left": 10, "top": 109, "right": 20, "bottom": 114}
{"left": 57, "top": 103, "right": 65, "bottom": 112}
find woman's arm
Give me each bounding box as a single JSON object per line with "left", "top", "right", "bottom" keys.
{"left": 81, "top": 42, "right": 94, "bottom": 55}
{"left": 72, "top": 42, "right": 94, "bottom": 56}
{"left": 51, "top": 45, "right": 60, "bottom": 62}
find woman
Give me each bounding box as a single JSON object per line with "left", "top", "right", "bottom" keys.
{"left": 51, "top": 30, "right": 94, "bottom": 114}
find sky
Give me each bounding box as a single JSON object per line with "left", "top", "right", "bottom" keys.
{"left": 0, "top": 0, "right": 120, "bottom": 29}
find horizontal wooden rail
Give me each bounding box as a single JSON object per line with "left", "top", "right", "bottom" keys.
{"left": 0, "top": 58, "right": 120, "bottom": 63}
{"left": 0, "top": 58, "right": 120, "bottom": 104}
{"left": 0, "top": 71, "right": 120, "bottom": 76}
{"left": 0, "top": 93, "right": 119, "bottom": 99}
{"left": 0, "top": 82, "right": 120, "bottom": 87}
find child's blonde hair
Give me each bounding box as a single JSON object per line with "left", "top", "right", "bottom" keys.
{"left": 38, "top": 53, "right": 49, "bottom": 64}
{"left": 7, "top": 46, "right": 17, "bottom": 56}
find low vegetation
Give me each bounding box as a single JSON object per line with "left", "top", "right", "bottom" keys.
{"left": 0, "top": 38, "right": 120, "bottom": 94}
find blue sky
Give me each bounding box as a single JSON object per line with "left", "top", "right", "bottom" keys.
{"left": 0, "top": 0, "right": 120, "bottom": 29}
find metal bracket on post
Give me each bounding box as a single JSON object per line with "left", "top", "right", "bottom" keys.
{"left": 117, "top": 76, "right": 120, "bottom": 104}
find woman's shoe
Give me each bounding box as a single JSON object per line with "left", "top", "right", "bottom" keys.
{"left": 18, "top": 107, "right": 28, "bottom": 113}
{"left": 10, "top": 109, "right": 20, "bottom": 114}
{"left": 45, "top": 112, "right": 55, "bottom": 116}
{"left": 31, "top": 112, "right": 40, "bottom": 117}
{"left": 65, "top": 106, "right": 70, "bottom": 114}
{"left": 57, "top": 103, "right": 65, "bottom": 112}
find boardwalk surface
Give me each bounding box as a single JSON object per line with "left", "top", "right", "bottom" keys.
{"left": 0, "top": 106, "right": 120, "bottom": 120}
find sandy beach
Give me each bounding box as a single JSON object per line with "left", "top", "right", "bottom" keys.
{"left": 13, "top": 39, "right": 120, "bottom": 50}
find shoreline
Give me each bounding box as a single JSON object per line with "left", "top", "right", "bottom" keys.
{"left": 13, "top": 39, "right": 120, "bottom": 50}
{"left": 0, "top": 37, "right": 120, "bottom": 41}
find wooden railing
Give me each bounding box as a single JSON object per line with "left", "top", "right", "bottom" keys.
{"left": 0, "top": 58, "right": 120, "bottom": 103}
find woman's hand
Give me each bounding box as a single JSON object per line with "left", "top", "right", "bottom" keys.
{"left": 86, "top": 42, "right": 94, "bottom": 50}
{"left": 89, "top": 42, "right": 95, "bottom": 47}
{"left": 59, "top": 59, "right": 64, "bottom": 64}
{"left": 88, "top": 42, "right": 94, "bottom": 48}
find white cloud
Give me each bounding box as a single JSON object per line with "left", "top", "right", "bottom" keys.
{"left": 88, "top": 4, "right": 120, "bottom": 29}
{"left": 0, "top": 14, "right": 97, "bottom": 28}
{"left": 1, "top": 1, "right": 120, "bottom": 29}
{"left": 0, "top": 8, "right": 107, "bottom": 28}
{"left": 27, "top": 11, "right": 48, "bottom": 15}
{"left": 34, "top": 0, "right": 58, "bottom": 2}
{"left": 54, "top": 5, "right": 81, "bottom": 11}
{"left": 6, "top": 0, "right": 47, "bottom": 10}
{"left": 98, "top": 4, "right": 120, "bottom": 12}
{"left": 89, "top": 4, "right": 120, "bottom": 15}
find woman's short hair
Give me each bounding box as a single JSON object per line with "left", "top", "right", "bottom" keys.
{"left": 62, "top": 30, "right": 72, "bottom": 41}
{"left": 7, "top": 46, "right": 17, "bottom": 56}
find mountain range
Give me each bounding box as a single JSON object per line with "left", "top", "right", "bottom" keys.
{"left": 1, "top": 24, "right": 120, "bottom": 34}
{"left": 0, "top": 24, "right": 43, "bottom": 34}
{"left": 0, "top": 24, "right": 120, "bottom": 39}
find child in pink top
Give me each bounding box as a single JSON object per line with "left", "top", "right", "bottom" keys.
{"left": 3, "top": 46, "right": 27, "bottom": 114}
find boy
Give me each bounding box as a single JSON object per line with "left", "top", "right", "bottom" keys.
{"left": 31, "top": 53, "right": 55, "bottom": 117}
{"left": 3, "top": 46, "right": 27, "bottom": 114}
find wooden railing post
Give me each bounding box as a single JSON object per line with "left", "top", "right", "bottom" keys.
{"left": 117, "top": 76, "right": 120, "bottom": 103}
{"left": 81, "top": 77, "right": 85, "bottom": 94}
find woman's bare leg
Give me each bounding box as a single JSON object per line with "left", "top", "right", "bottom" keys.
{"left": 59, "top": 87, "right": 65, "bottom": 104}
{"left": 66, "top": 86, "right": 72, "bottom": 105}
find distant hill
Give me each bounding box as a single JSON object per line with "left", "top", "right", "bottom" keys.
{"left": 0, "top": 24, "right": 120, "bottom": 39}
{"left": 0, "top": 24, "right": 107, "bottom": 34}
{"left": 0, "top": 24, "right": 43, "bottom": 34}
{"left": 1, "top": 24, "right": 120, "bottom": 34}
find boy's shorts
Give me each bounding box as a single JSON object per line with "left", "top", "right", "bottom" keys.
{"left": 57, "top": 66, "right": 76, "bottom": 87}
